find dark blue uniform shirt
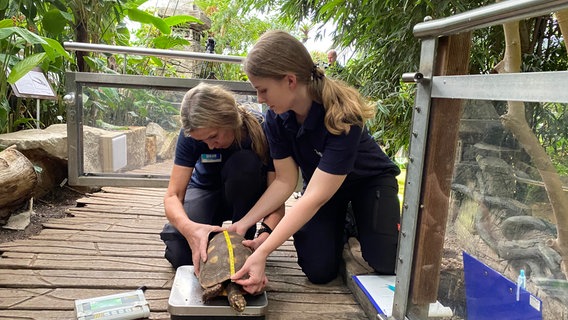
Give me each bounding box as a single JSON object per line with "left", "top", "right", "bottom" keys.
{"left": 263, "top": 102, "right": 399, "bottom": 186}
{"left": 174, "top": 112, "right": 273, "bottom": 189}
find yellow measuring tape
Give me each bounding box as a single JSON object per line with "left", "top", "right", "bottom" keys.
{"left": 222, "top": 230, "right": 236, "bottom": 275}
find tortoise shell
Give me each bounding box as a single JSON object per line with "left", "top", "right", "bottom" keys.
{"left": 199, "top": 231, "right": 252, "bottom": 288}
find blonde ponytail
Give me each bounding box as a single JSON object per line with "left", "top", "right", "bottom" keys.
{"left": 238, "top": 105, "right": 269, "bottom": 164}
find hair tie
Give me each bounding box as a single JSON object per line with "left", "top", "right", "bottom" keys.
{"left": 311, "top": 64, "right": 324, "bottom": 81}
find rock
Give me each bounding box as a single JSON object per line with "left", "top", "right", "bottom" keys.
{"left": 0, "top": 123, "right": 176, "bottom": 197}
{"left": 146, "top": 122, "right": 178, "bottom": 161}
{"left": 0, "top": 124, "right": 67, "bottom": 160}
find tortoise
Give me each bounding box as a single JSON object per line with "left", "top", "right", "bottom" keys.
{"left": 199, "top": 231, "right": 252, "bottom": 312}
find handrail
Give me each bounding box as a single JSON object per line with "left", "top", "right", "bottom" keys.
{"left": 413, "top": 0, "right": 568, "bottom": 38}
{"left": 63, "top": 42, "right": 244, "bottom": 64}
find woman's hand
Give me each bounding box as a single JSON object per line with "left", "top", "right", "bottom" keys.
{"left": 227, "top": 220, "right": 249, "bottom": 237}
{"left": 185, "top": 223, "right": 223, "bottom": 276}
{"left": 242, "top": 232, "right": 269, "bottom": 251}
{"left": 230, "top": 250, "right": 268, "bottom": 295}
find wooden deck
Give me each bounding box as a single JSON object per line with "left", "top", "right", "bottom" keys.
{"left": 0, "top": 164, "right": 372, "bottom": 319}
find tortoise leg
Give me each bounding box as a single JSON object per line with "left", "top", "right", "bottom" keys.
{"left": 202, "top": 283, "right": 223, "bottom": 302}
{"left": 226, "top": 282, "right": 246, "bottom": 312}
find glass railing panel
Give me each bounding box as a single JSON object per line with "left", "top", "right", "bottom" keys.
{"left": 419, "top": 98, "right": 568, "bottom": 320}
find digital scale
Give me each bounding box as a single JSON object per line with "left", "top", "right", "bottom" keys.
{"left": 168, "top": 265, "right": 268, "bottom": 319}
{"left": 74, "top": 288, "right": 150, "bottom": 320}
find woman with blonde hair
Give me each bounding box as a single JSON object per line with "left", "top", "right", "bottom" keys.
{"left": 161, "top": 83, "right": 283, "bottom": 275}
{"left": 230, "top": 30, "right": 401, "bottom": 294}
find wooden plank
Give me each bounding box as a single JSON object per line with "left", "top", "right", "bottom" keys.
{"left": 268, "top": 291, "right": 360, "bottom": 305}
{"left": 267, "top": 250, "right": 297, "bottom": 258}
{"left": 271, "top": 243, "right": 296, "bottom": 253}
{"left": 100, "top": 186, "right": 167, "bottom": 196}
{"left": 265, "top": 264, "right": 304, "bottom": 277}
{"left": 66, "top": 211, "right": 165, "bottom": 220}
{"left": 30, "top": 229, "right": 164, "bottom": 245}
{"left": 82, "top": 192, "right": 164, "bottom": 203}
{"left": 267, "top": 299, "right": 367, "bottom": 319}
{"left": 266, "top": 260, "right": 301, "bottom": 269}
{"left": 0, "top": 239, "right": 165, "bottom": 258}
{"left": 42, "top": 217, "right": 165, "bottom": 233}
{"left": 0, "top": 310, "right": 78, "bottom": 319}
{"left": 76, "top": 197, "right": 161, "bottom": 207}
{"left": 342, "top": 238, "right": 374, "bottom": 275}
{"left": 70, "top": 203, "right": 164, "bottom": 212}
{"left": 67, "top": 206, "right": 164, "bottom": 216}
{"left": 266, "top": 256, "right": 299, "bottom": 265}
{"left": 266, "top": 275, "right": 350, "bottom": 294}
{"left": 0, "top": 288, "right": 169, "bottom": 311}
{"left": 0, "top": 269, "right": 173, "bottom": 289}
{"left": 0, "top": 252, "right": 171, "bottom": 272}
{"left": 0, "top": 310, "right": 170, "bottom": 319}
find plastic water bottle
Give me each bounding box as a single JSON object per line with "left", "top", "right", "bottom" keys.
{"left": 516, "top": 269, "right": 526, "bottom": 301}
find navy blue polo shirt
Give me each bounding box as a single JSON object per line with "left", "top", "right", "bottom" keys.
{"left": 174, "top": 113, "right": 273, "bottom": 189}
{"left": 263, "top": 102, "right": 400, "bottom": 184}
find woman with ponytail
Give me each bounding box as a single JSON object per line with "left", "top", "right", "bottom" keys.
{"left": 161, "top": 83, "right": 283, "bottom": 275}
{"left": 229, "top": 30, "right": 401, "bottom": 294}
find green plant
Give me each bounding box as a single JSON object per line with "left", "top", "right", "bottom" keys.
{"left": 0, "top": 18, "right": 70, "bottom": 133}
{"left": 82, "top": 86, "right": 180, "bottom": 131}
{"left": 368, "top": 81, "right": 414, "bottom": 157}
{"left": 0, "top": 0, "right": 204, "bottom": 133}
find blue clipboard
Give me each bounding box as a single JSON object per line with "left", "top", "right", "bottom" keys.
{"left": 463, "top": 251, "right": 542, "bottom": 320}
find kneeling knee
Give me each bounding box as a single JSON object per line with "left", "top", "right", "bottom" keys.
{"left": 302, "top": 265, "right": 339, "bottom": 284}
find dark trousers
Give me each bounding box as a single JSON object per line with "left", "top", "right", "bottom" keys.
{"left": 161, "top": 150, "right": 264, "bottom": 268}
{"left": 293, "top": 174, "right": 400, "bottom": 284}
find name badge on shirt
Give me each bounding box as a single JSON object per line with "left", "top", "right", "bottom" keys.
{"left": 201, "top": 153, "right": 222, "bottom": 163}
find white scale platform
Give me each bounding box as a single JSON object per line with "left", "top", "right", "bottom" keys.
{"left": 168, "top": 266, "right": 267, "bottom": 319}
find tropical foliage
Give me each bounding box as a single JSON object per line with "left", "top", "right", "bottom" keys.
{"left": 234, "top": 0, "right": 568, "bottom": 160}
{"left": 192, "top": 0, "right": 292, "bottom": 80}
{"left": 0, "top": 10, "right": 70, "bottom": 132}
{"left": 0, "top": 0, "right": 201, "bottom": 134}
{"left": 1, "top": 0, "right": 567, "bottom": 170}
{"left": 0, "top": 0, "right": 294, "bottom": 135}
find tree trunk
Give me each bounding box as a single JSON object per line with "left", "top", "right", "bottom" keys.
{"left": 499, "top": 20, "right": 568, "bottom": 279}
{"left": 556, "top": 9, "right": 568, "bottom": 44}
{"left": 0, "top": 146, "right": 38, "bottom": 222}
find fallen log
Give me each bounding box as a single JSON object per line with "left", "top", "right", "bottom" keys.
{"left": 0, "top": 145, "right": 38, "bottom": 223}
